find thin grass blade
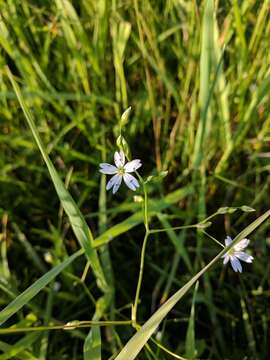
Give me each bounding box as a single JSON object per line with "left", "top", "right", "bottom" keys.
{"left": 0, "top": 249, "right": 83, "bottom": 325}
{"left": 6, "top": 67, "right": 107, "bottom": 292}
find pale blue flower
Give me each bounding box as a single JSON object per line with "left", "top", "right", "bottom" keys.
{"left": 222, "top": 236, "right": 254, "bottom": 273}
{"left": 99, "top": 151, "right": 141, "bottom": 194}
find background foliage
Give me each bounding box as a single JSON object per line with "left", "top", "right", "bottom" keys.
{"left": 1, "top": 0, "right": 270, "bottom": 359}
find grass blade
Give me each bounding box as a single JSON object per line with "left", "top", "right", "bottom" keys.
{"left": 0, "top": 249, "right": 83, "bottom": 325}
{"left": 6, "top": 67, "right": 107, "bottom": 292}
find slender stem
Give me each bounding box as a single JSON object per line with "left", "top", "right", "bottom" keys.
{"left": 199, "top": 211, "right": 219, "bottom": 223}
{"left": 149, "top": 224, "right": 199, "bottom": 234}
{"left": 132, "top": 231, "right": 150, "bottom": 325}
{"left": 132, "top": 173, "right": 151, "bottom": 325}
{"left": 0, "top": 320, "right": 133, "bottom": 334}
{"left": 201, "top": 230, "right": 225, "bottom": 248}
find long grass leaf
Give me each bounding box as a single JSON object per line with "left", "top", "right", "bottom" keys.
{"left": 6, "top": 67, "right": 107, "bottom": 292}
{"left": 0, "top": 249, "right": 83, "bottom": 325}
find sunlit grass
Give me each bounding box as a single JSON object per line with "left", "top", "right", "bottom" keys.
{"left": 1, "top": 0, "right": 270, "bottom": 359}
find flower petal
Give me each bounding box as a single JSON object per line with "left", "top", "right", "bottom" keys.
{"left": 235, "top": 251, "right": 254, "bottom": 263}
{"left": 112, "top": 175, "right": 122, "bottom": 194}
{"left": 222, "top": 254, "right": 230, "bottom": 265}
{"left": 99, "top": 163, "right": 118, "bottom": 174}
{"left": 114, "top": 151, "right": 125, "bottom": 168}
{"left": 230, "top": 256, "right": 242, "bottom": 272}
{"left": 106, "top": 174, "right": 121, "bottom": 191}
{"left": 234, "top": 238, "right": 249, "bottom": 251}
{"left": 124, "top": 159, "right": 142, "bottom": 173}
{"left": 123, "top": 173, "right": 139, "bottom": 191}
{"left": 225, "top": 236, "right": 232, "bottom": 247}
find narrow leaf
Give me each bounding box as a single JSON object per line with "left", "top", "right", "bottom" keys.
{"left": 6, "top": 67, "right": 107, "bottom": 292}
{"left": 0, "top": 250, "right": 83, "bottom": 325}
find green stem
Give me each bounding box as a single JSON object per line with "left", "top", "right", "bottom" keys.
{"left": 132, "top": 176, "right": 151, "bottom": 325}
{"left": 201, "top": 230, "right": 225, "bottom": 248}
{"left": 0, "top": 321, "right": 133, "bottom": 334}
{"left": 149, "top": 224, "right": 199, "bottom": 234}
{"left": 132, "top": 231, "right": 150, "bottom": 325}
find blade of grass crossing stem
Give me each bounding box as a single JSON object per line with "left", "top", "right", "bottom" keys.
{"left": 0, "top": 249, "right": 84, "bottom": 325}
{"left": 6, "top": 67, "right": 107, "bottom": 292}
{"left": 115, "top": 210, "right": 270, "bottom": 360}
{"left": 185, "top": 281, "right": 199, "bottom": 360}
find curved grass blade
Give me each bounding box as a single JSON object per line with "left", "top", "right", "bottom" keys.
{"left": 115, "top": 210, "right": 270, "bottom": 360}
{"left": 6, "top": 66, "right": 107, "bottom": 292}
{"left": 0, "top": 249, "right": 83, "bottom": 325}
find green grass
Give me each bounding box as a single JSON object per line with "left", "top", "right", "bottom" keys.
{"left": 1, "top": 0, "right": 270, "bottom": 359}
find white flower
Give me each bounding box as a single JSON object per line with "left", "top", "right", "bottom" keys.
{"left": 99, "top": 150, "right": 142, "bottom": 194}
{"left": 222, "top": 236, "right": 254, "bottom": 273}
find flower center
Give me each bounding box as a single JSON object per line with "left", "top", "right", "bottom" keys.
{"left": 227, "top": 248, "right": 236, "bottom": 256}
{"left": 117, "top": 167, "right": 125, "bottom": 176}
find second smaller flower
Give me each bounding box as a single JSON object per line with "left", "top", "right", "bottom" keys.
{"left": 222, "top": 236, "right": 254, "bottom": 273}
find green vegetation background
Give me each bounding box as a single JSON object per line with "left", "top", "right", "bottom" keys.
{"left": 0, "top": 0, "right": 270, "bottom": 359}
